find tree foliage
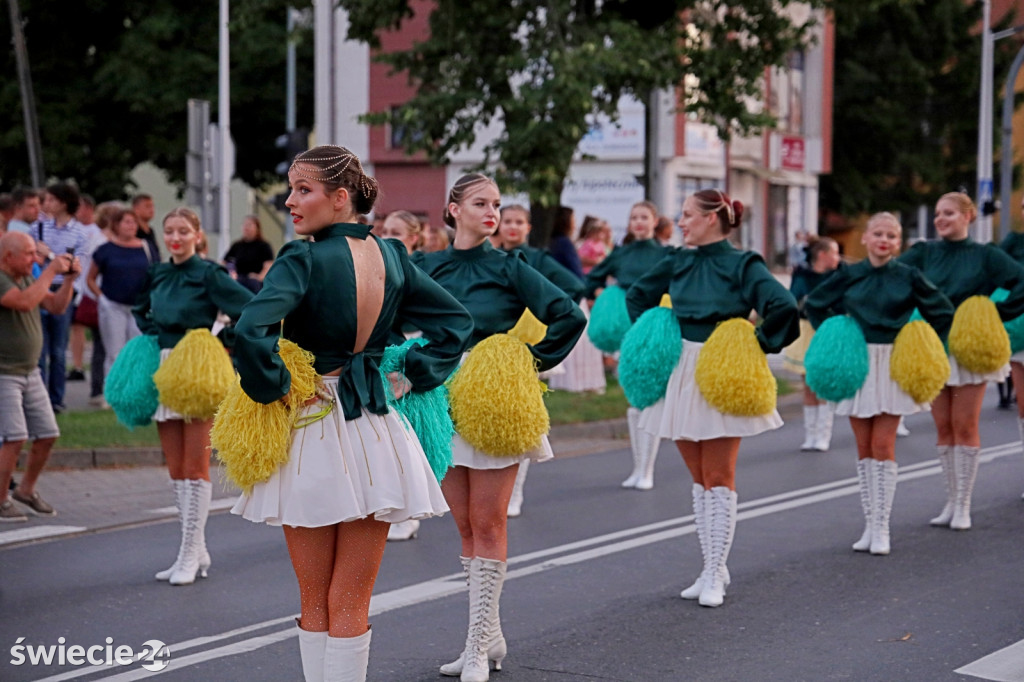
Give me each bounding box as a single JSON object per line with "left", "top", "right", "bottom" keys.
{"left": 821, "top": 0, "right": 1019, "bottom": 218}
{"left": 0, "top": 0, "right": 314, "bottom": 199}
{"left": 339, "top": 0, "right": 825, "bottom": 242}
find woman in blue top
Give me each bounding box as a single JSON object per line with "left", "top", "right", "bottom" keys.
{"left": 231, "top": 146, "right": 472, "bottom": 682}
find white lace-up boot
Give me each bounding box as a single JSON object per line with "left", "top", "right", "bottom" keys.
{"left": 622, "top": 407, "right": 642, "bottom": 487}
{"left": 323, "top": 628, "right": 371, "bottom": 682}
{"left": 440, "top": 557, "right": 506, "bottom": 677}
{"left": 813, "top": 404, "right": 834, "bottom": 451}
{"left": 950, "top": 445, "right": 981, "bottom": 530}
{"left": 297, "top": 620, "right": 327, "bottom": 682}
{"left": 169, "top": 479, "right": 212, "bottom": 585}
{"left": 852, "top": 458, "right": 874, "bottom": 552}
{"left": 869, "top": 459, "right": 897, "bottom": 555}
{"left": 633, "top": 427, "right": 660, "bottom": 490}
{"left": 800, "top": 405, "right": 818, "bottom": 451}
{"left": 699, "top": 487, "right": 737, "bottom": 608}
{"left": 506, "top": 460, "right": 529, "bottom": 517}
{"left": 459, "top": 558, "right": 507, "bottom": 682}
{"left": 929, "top": 445, "right": 956, "bottom": 526}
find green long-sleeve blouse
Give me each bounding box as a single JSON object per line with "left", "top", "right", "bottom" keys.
{"left": 803, "top": 259, "right": 954, "bottom": 344}
{"left": 415, "top": 241, "right": 586, "bottom": 372}
{"left": 233, "top": 223, "right": 473, "bottom": 418}
{"left": 583, "top": 238, "right": 671, "bottom": 299}
{"left": 1000, "top": 230, "right": 1024, "bottom": 266}
{"left": 133, "top": 255, "right": 254, "bottom": 349}
{"left": 503, "top": 244, "right": 584, "bottom": 302}
{"left": 626, "top": 239, "right": 799, "bottom": 354}
{"left": 899, "top": 238, "right": 1024, "bottom": 320}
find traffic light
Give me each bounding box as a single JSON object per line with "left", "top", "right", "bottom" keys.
{"left": 275, "top": 127, "right": 309, "bottom": 176}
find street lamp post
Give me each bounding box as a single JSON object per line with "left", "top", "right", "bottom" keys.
{"left": 976, "top": 0, "right": 993, "bottom": 243}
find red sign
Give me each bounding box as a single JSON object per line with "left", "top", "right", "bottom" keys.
{"left": 780, "top": 136, "right": 805, "bottom": 171}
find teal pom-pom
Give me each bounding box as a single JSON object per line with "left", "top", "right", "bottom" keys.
{"left": 909, "top": 308, "right": 923, "bottom": 322}
{"left": 104, "top": 335, "right": 161, "bottom": 429}
{"left": 588, "top": 285, "right": 631, "bottom": 353}
{"left": 618, "top": 307, "right": 682, "bottom": 408}
{"left": 804, "top": 316, "right": 869, "bottom": 402}
{"left": 991, "top": 288, "right": 1024, "bottom": 353}
{"left": 380, "top": 338, "right": 454, "bottom": 483}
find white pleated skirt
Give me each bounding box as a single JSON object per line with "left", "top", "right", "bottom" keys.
{"left": 547, "top": 301, "right": 607, "bottom": 393}
{"left": 946, "top": 354, "right": 1009, "bottom": 386}
{"left": 450, "top": 433, "right": 554, "bottom": 470}
{"left": 833, "top": 344, "right": 927, "bottom": 418}
{"left": 638, "top": 340, "right": 783, "bottom": 442}
{"left": 154, "top": 348, "right": 185, "bottom": 422}
{"left": 231, "top": 377, "right": 449, "bottom": 528}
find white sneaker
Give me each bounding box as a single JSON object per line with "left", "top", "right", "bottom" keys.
{"left": 89, "top": 395, "right": 110, "bottom": 409}
{"left": 387, "top": 519, "right": 419, "bottom": 541}
{"left": 896, "top": 419, "right": 910, "bottom": 437}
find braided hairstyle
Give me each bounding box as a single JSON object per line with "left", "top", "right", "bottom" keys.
{"left": 443, "top": 173, "right": 498, "bottom": 228}
{"left": 690, "top": 189, "right": 744, "bottom": 234}
{"left": 290, "top": 145, "right": 380, "bottom": 216}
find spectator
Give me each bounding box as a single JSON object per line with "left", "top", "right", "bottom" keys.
{"left": 0, "top": 231, "right": 81, "bottom": 521}
{"left": 0, "top": 193, "right": 13, "bottom": 234}
{"left": 223, "top": 215, "right": 275, "bottom": 293}
{"left": 36, "top": 182, "right": 88, "bottom": 413}
{"left": 68, "top": 194, "right": 104, "bottom": 387}
{"left": 789, "top": 230, "right": 810, "bottom": 269}
{"left": 88, "top": 208, "right": 159, "bottom": 380}
{"left": 547, "top": 205, "right": 585, "bottom": 279}
{"left": 132, "top": 194, "right": 160, "bottom": 257}
{"left": 7, "top": 187, "right": 41, "bottom": 234}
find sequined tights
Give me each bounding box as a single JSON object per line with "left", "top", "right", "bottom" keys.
{"left": 284, "top": 518, "right": 389, "bottom": 637}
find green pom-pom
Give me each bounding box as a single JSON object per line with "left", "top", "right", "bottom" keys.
{"left": 618, "top": 307, "right": 682, "bottom": 408}
{"left": 380, "top": 338, "right": 454, "bottom": 483}
{"left": 805, "top": 316, "right": 869, "bottom": 402}
{"left": 588, "top": 285, "right": 631, "bottom": 353}
{"left": 104, "top": 335, "right": 161, "bottom": 429}
{"left": 991, "top": 289, "right": 1024, "bottom": 354}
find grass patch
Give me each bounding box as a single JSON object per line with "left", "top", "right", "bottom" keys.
{"left": 55, "top": 410, "right": 161, "bottom": 449}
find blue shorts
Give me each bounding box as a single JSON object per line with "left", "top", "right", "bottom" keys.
{"left": 0, "top": 369, "right": 61, "bottom": 443}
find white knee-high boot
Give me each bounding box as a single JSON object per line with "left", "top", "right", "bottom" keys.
{"left": 169, "top": 479, "right": 212, "bottom": 585}
{"left": 813, "top": 404, "right": 834, "bottom": 452}
{"left": 460, "top": 558, "right": 507, "bottom": 682}
{"left": 506, "top": 460, "right": 529, "bottom": 517}
{"left": 699, "top": 487, "right": 737, "bottom": 608}
{"left": 297, "top": 621, "right": 327, "bottom": 682}
{"left": 323, "top": 628, "right": 371, "bottom": 682}
{"left": 951, "top": 445, "right": 981, "bottom": 530}
{"left": 622, "top": 407, "right": 642, "bottom": 487}
{"left": 800, "top": 405, "right": 818, "bottom": 451}
{"left": 633, "top": 426, "right": 660, "bottom": 491}
{"left": 929, "top": 445, "right": 956, "bottom": 526}
{"left": 155, "top": 479, "right": 187, "bottom": 580}
{"left": 852, "top": 458, "right": 874, "bottom": 552}
{"left": 440, "top": 557, "right": 505, "bottom": 677}
{"left": 681, "top": 483, "right": 707, "bottom": 599}
{"left": 870, "top": 460, "right": 897, "bottom": 555}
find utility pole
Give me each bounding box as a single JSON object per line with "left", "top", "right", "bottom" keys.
{"left": 218, "top": 0, "right": 232, "bottom": 260}
{"left": 7, "top": 0, "right": 44, "bottom": 186}
{"left": 976, "top": 0, "right": 994, "bottom": 243}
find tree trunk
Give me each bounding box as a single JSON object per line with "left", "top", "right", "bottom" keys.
{"left": 527, "top": 178, "right": 566, "bottom": 249}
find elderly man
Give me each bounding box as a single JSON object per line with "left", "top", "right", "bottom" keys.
{"left": 0, "top": 231, "right": 80, "bottom": 521}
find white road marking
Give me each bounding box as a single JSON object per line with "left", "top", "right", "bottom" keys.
{"left": 956, "top": 638, "right": 1024, "bottom": 681}
{"left": 0, "top": 525, "right": 86, "bottom": 547}
{"left": 33, "top": 440, "right": 1024, "bottom": 681}
{"left": 145, "top": 498, "right": 237, "bottom": 515}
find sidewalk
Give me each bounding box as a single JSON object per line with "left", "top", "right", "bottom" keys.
{"left": 0, "top": 356, "right": 803, "bottom": 548}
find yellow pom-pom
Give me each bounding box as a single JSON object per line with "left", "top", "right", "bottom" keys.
{"left": 211, "top": 339, "right": 321, "bottom": 491}
{"left": 153, "top": 329, "right": 235, "bottom": 419}
{"left": 448, "top": 333, "right": 549, "bottom": 456}
{"left": 890, "top": 320, "right": 950, "bottom": 403}
{"left": 211, "top": 378, "right": 293, "bottom": 491}
{"left": 659, "top": 293, "right": 672, "bottom": 308}
{"left": 507, "top": 309, "right": 547, "bottom": 346}
{"left": 948, "top": 295, "right": 1011, "bottom": 374}
{"left": 695, "top": 319, "right": 777, "bottom": 416}
{"left": 278, "top": 338, "right": 318, "bottom": 408}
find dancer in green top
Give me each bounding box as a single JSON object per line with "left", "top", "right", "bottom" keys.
{"left": 900, "top": 191, "right": 1024, "bottom": 530}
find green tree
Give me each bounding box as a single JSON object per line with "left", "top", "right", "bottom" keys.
{"left": 0, "top": 0, "right": 314, "bottom": 199}
{"left": 820, "top": 0, "right": 1018, "bottom": 220}
{"left": 339, "top": 0, "right": 825, "bottom": 245}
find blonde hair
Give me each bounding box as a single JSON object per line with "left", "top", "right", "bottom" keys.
{"left": 443, "top": 174, "right": 499, "bottom": 228}
{"left": 163, "top": 207, "right": 201, "bottom": 232}
{"left": 630, "top": 200, "right": 659, "bottom": 221}
{"left": 937, "top": 192, "right": 977, "bottom": 223}
{"left": 867, "top": 211, "right": 902, "bottom": 233}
